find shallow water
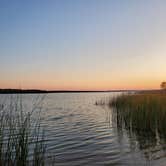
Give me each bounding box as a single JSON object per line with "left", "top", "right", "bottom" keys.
{"left": 1, "top": 92, "right": 166, "bottom": 166}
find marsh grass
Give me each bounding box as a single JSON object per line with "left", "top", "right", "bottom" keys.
{"left": 95, "top": 100, "right": 105, "bottom": 106}
{"left": 108, "top": 93, "right": 166, "bottom": 139}
{"left": 95, "top": 93, "right": 166, "bottom": 159}
{"left": 0, "top": 95, "right": 46, "bottom": 166}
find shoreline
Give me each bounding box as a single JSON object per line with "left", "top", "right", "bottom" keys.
{"left": 0, "top": 89, "right": 161, "bottom": 94}
{"left": 0, "top": 89, "right": 139, "bottom": 94}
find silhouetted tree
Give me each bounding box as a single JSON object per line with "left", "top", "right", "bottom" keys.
{"left": 160, "top": 82, "right": 166, "bottom": 90}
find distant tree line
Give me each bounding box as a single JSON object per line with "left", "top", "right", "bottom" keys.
{"left": 0, "top": 89, "right": 48, "bottom": 94}
{"left": 161, "top": 82, "right": 166, "bottom": 90}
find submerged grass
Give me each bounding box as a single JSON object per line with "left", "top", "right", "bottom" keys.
{"left": 108, "top": 93, "right": 166, "bottom": 138}
{"left": 0, "top": 96, "right": 46, "bottom": 166}
{"left": 95, "top": 92, "right": 166, "bottom": 159}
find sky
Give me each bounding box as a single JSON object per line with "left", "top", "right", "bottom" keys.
{"left": 0, "top": 0, "right": 166, "bottom": 90}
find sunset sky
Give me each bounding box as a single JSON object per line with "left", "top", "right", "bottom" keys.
{"left": 1, "top": 0, "right": 166, "bottom": 90}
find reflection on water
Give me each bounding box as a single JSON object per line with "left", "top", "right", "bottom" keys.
{"left": 0, "top": 93, "right": 166, "bottom": 165}
{"left": 113, "top": 105, "right": 166, "bottom": 164}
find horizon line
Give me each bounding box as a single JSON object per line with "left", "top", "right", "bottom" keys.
{"left": 0, "top": 88, "right": 161, "bottom": 94}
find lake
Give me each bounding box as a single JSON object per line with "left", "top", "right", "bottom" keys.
{"left": 0, "top": 92, "right": 166, "bottom": 166}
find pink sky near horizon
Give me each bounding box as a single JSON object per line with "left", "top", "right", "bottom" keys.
{"left": 0, "top": 75, "right": 163, "bottom": 90}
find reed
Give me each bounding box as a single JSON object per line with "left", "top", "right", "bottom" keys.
{"left": 0, "top": 96, "right": 46, "bottom": 166}
{"left": 95, "top": 100, "right": 105, "bottom": 106}
{"left": 109, "top": 93, "right": 166, "bottom": 138}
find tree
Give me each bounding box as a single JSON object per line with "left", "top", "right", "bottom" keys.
{"left": 160, "top": 82, "right": 166, "bottom": 90}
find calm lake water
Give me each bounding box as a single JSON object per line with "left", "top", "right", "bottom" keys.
{"left": 1, "top": 92, "right": 166, "bottom": 166}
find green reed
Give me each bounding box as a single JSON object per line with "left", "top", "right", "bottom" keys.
{"left": 0, "top": 96, "right": 46, "bottom": 166}
{"left": 109, "top": 93, "right": 166, "bottom": 138}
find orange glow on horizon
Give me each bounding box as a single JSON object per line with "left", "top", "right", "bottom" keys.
{"left": 0, "top": 68, "right": 163, "bottom": 91}
{"left": 0, "top": 78, "right": 162, "bottom": 91}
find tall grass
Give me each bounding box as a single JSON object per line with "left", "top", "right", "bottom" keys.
{"left": 0, "top": 95, "right": 46, "bottom": 166}
{"left": 108, "top": 93, "right": 166, "bottom": 138}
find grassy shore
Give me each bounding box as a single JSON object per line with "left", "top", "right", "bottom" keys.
{"left": 0, "top": 96, "right": 46, "bottom": 166}
{"left": 108, "top": 92, "right": 166, "bottom": 137}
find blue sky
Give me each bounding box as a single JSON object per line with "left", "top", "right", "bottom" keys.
{"left": 1, "top": 0, "right": 166, "bottom": 90}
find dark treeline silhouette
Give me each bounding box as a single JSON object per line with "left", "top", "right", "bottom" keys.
{"left": 161, "top": 81, "right": 166, "bottom": 90}
{"left": 0, "top": 89, "right": 136, "bottom": 94}
{"left": 0, "top": 89, "right": 48, "bottom": 94}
